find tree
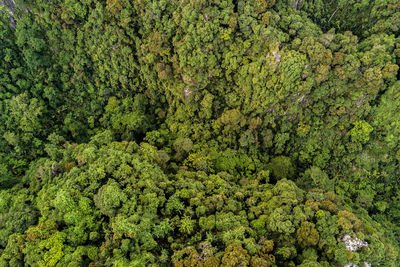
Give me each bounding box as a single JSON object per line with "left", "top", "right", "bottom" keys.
{"left": 221, "top": 243, "right": 250, "bottom": 267}
{"left": 297, "top": 221, "right": 319, "bottom": 247}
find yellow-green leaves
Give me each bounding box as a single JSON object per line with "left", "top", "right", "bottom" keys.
{"left": 348, "top": 120, "right": 373, "bottom": 144}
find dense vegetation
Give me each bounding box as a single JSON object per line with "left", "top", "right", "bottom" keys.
{"left": 0, "top": 0, "right": 400, "bottom": 266}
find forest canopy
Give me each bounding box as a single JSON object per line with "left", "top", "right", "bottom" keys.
{"left": 0, "top": 0, "right": 400, "bottom": 266}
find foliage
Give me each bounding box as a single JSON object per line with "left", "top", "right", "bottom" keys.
{"left": 0, "top": 0, "right": 399, "bottom": 266}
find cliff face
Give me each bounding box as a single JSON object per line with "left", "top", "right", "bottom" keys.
{"left": 0, "top": 0, "right": 16, "bottom": 28}
{"left": 0, "top": 0, "right": 15, "bottom": 10}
